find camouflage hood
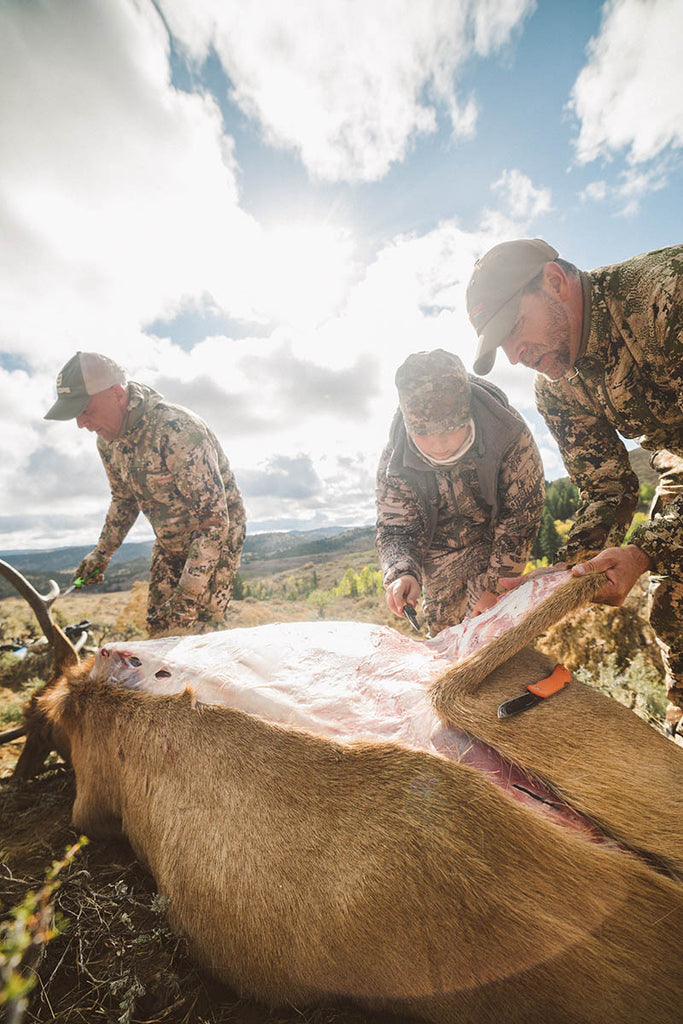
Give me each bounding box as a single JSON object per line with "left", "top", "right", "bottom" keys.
{"left": 119, "top": 381, "right": 166, "bottom": 435}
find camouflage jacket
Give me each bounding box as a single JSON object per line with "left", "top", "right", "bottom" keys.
{"left": 535, "top": 245, "right": 683, "bottom": 574}
{"left": 94, "top": 383, "right": 246, "bottom": 597}
{"left": 376, "top": 379, "right": 544, "bottom": 594}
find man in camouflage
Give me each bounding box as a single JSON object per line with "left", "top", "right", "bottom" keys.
{"left": 466, "top": 238, "right": 683, "bottom": 725}
{"left": 376, "top": 349, "right": 544, "bottom": 635}
{"left": 45, "top": 352, "right": 246, "bottom": 637}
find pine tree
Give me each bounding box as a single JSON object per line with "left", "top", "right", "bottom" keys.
{"left": 532, "top": 508, "right": 563, "bottom": 562}
{"left": 545, "top": 478, "right": 579, "bottom": 520}
{"left": 232, "top": 572, "right": 245, "bottom": 600}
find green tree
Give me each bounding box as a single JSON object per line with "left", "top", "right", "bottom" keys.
{"left": 532, "top": 508, "right": 563, "bottom": 562}
{"left": 307, "top": 589, "right": 334, "bottom": 619}
{"left": 637, "top": 482, "right": 655, "bottom": 513}
{"left": 336, "top": 568, "right": 359, "bottom": 598}
{"left": 357, "top": 565, "right": 383, "bottom": 595}
{"left": 545, "top": 478, "right": 579, "bottom": 520}
{"left": 232, "top": 572, "right": 245, "bottom": 600}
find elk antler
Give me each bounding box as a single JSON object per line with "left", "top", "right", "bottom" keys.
{"left": 0, "top": 559, "right": 82, "bottom": 770}
{"left": 0, "top": 559, "right": 79, "bottom": 680}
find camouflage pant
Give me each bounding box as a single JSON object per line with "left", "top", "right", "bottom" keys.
{"left": 147, "top": 543, "right": 240, "bottom": 638}
{"left": 421, "top": 540, "right": 491, "bottom": 635}
{"left": 647, "top": 450, "right": 683, "bottom": 710}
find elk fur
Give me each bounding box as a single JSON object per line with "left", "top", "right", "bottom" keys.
{"left": 430, "top": 570, "right": 607, "bottom": 702}
{"left": 40, "top": 668, "right": 683, "bottom": 1024}
{"left": 432, "top": 644, "right": 683, "bottom": 880}
{"left": 426, "top": 571, "right": 683, "bottom": 881}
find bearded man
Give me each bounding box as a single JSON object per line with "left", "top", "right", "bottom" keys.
{"left": 466, "top": 238, "right": 683, "bottom": 727}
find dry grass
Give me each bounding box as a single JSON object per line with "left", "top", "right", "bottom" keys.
{"left": 536, "top": 577, "right": 668, "bottom": 727}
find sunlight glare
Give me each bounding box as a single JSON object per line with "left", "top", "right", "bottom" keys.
{"left": 257, "top": 221, "right": 355, "bottom": 329}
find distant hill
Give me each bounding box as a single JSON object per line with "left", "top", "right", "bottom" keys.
{"left": 0, "top": 526, "right": 376, "bottom": 600}
{"left": 0, "top": 542, "right": 155, "bottom": 575}
{"left": 241, "top": 526, "right": 375, "bottom": 566}
{"left": 0, "top": 446, "right": 661, "bottom": 602}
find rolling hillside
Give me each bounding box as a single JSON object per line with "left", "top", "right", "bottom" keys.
{"left": 0, "top": 526, "right": 376, "bottom": 600}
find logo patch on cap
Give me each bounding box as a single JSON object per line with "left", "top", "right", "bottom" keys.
{"left": 469, "top": 302, "right": 486, "bottom": 328}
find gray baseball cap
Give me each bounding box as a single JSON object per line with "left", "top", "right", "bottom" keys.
{"left": 466, "top": 238, "right": 558, "bottom": 375}
{"left": 44, "top": 351, "right": 126, "bottom": 420}
{"left": 396, "top": 349, "right": 471, "bottom": 436}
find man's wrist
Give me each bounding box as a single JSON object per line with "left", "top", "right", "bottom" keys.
{"left": 383, "top": 567, "right": 421, "bottom": 588}
{"left": 626, "top": 543, "right": 653, "bottom": 575}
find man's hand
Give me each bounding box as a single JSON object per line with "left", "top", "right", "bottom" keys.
{"left": 75, "top": 549, "right": 110, "bottom": 585}
{"left": 571, "top": 545, "right": 653, "bottom": 606}
{"left": 385, "top": 575, "right": 421, "bottom": 618}
{"left": 470, "top": 589, "right": 499, "bottom": 616}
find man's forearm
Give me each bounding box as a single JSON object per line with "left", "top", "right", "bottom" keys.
{"left": 376, "top": 530, "right": 424, "bottom": 588}
{"left": 97, "top": 497, "right": 140, "bottom": 556}
{"left": 628, "top": 495, "right": 683, "bottom": 577}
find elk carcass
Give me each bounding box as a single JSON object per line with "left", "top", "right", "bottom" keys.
{"left": 3, "top": 560, "right": 683, "bottom": 1023}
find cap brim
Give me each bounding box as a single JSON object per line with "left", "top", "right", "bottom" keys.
{"left": 44, "top": 393, "right": 91, "bottom": 420}
{"left": 472, "top": 348, "right": 497, "bottom": 376}
{"left": 472, "top": 291, "right": 523, "bottom": 376}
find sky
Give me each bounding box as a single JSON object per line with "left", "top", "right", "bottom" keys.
{"left": 2, "top": 0, "right": 683, "bottom": 552}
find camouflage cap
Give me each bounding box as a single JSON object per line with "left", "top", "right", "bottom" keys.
{"left": 466, "top": 238, "right": 558, "bottom": 375}
{"left": 44, "top": 351, "right": 126, "bottom": 420}
{"left": 395, "top": 349, "right": 471, "bottom": 436}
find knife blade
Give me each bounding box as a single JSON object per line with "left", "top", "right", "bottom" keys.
{"left": 402, "top": 604, "right": 421, "bottom": 632}
{"left": 497, "top": 664, "right": 571, "bottom": 719}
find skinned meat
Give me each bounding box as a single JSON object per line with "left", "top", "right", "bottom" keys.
{"left": 91, "top": 569, "right": 609, "bottom": 841}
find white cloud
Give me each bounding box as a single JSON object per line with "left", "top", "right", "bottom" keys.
{"left": 0, "top": 0, "right": 567, "bottom": 552}
{"left": 578, "top": 165, "right": 668, "bottom": 215}
{"left": 579, "top": 180, "right": 608, "bottom": 203}
{"left": 0, "top": 0, "right": 263, "bottom": 370}
{"left": 570, "top": 0, "right": 683, "bottom": 166}
{"left": 491, "top": 169, "right": 553, "bottom": 221}
{"left": 159, "top": 0, "right": 536, "bottom": 182}
{"left": 613, "top": 164, "right": 669, "bottom": 216}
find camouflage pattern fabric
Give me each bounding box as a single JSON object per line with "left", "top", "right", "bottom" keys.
{"left": 147, "top": 543, "right": 243, "bottom": 637}
{"left": 376, "top": 406, "right": 544, "bottom": 635}
{"left": 641, "top": 454, "right": 683, "bottom": 709}
{"left": 535, "top": 244, "right": 683, "bottom": 704}
{"left": 82, "top": 382, "right": 246, "bottom": 637}
{"left": 396, "top": 349, "right": 471, "bottom": 435}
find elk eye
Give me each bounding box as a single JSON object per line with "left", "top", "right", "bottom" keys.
{"left": 127, "top": 656, "right": 142, "bottom": 667}
{"left": 155, "top": 669, "right": 172, "bottom": 679}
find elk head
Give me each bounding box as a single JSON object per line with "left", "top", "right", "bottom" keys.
{"left": 0, "top": 558, "right": 80, "bottom": 778}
